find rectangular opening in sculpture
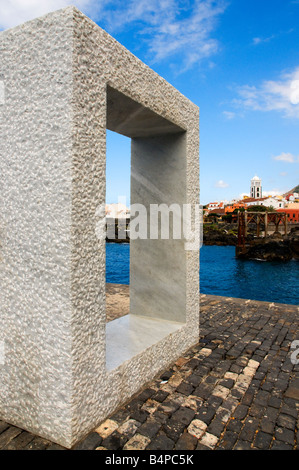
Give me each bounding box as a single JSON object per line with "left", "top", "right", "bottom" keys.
{"left": 105, "top": 85, "right": 187, "bottom": 371}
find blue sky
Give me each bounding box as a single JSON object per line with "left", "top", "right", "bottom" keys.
{"left": 1, "top": 0, "right": 299, "bottom": 204}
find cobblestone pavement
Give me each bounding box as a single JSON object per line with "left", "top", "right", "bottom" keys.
{"left": 0, "top": 292, "right": 298, "bottom": 450}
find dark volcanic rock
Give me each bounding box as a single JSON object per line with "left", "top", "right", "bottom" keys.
{"left": 203, "top": 227, "right": 238, "bottom": 246}
{"left": 237, "top": 239, "right": 294, "bottom": 262}
{"left": 289, "top": 229, "right": 299, "bottom": 259}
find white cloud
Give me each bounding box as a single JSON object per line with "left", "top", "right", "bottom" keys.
{"left": 273, "top": 152, "right": 298, "bottom": 163}
{"left": 215, "top": 180, "right": 229, "bottom": 188}
{"left": 262, "top": 189, "right": 284, "bottom": 197}
{"left": 94, "top": 0, "right": 228, "bottom": 71}
{"left": 0, "top": 0, "right": 99, "bottom": 30}
{"left": 0, "top": 0, "right": 228, "bottom": 72}
{"left": 252, "top": 35, "right": 275, "bottom": 46}
{"left": 232, "top": 66, "right": 299, "bottom": 119}
{"left": 222, "top": 110, "right": 236, "bottom": 120}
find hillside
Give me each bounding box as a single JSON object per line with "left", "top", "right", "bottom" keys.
{"left": 283, "top": 184, "right": 299, "bottom": 196}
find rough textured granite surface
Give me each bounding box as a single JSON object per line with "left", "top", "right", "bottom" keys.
{"left": 0, "top": 7, "right": 199, "bottom": 448}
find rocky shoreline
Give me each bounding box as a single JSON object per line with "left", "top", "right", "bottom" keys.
{"left": 236, "top": 229, "right": 299, "bottom": 262}
{"left": 203, "top": 224, "right": 299, "bottom": 262}
{"left": 106, "top": 223, "right": 299, "bottom": 261}
{"left": 203, "top": 225, "right": 238, "bottom": 246}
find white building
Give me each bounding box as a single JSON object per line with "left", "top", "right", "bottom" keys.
{"left": 105, "top": 203, "right": 130, "bottom": 218}
{"left": 250, "top": 175, "right": 262, "bottom": 199}
{"left": 261, "top": 197, "right": 286, "bottom": 209}
{"left": 244, "top": 196, "right": 286, "bottom": 209}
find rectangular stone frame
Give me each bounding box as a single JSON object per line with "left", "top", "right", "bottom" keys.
{"left": 0, "top": 7, "right": 200, "bottom": 448}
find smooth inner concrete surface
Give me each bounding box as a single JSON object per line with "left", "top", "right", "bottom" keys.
{"left": 107, "top": 86, "right": 185, "bottom": 138}
{"left": 130, "top": 133, "right": 187, "bottom": 323}
{"left": 106, "top": 314, "right": 183, "bottom": 371}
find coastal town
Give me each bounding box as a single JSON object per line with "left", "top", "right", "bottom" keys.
{"left": 105, "top": 176, "right": 299, "bottom": 226}
{"left": 203, "top": 176, "right": 299, "bottom": 225}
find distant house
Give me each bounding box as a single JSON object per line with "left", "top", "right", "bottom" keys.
{"left": 277, "top": 206, "right": 299, "bottom": 223}
{"left": 105, "top": 203, "right": 130, "bottom": 219}
{"left": 260, "top": 197, "right": 286, "bottom": 209}
{"left": 237, "top": 196, "right": 286, "bottom": 209}
{"left": 239, "top": 197, "right": 268, "bottom": 207}
{"left": 225, "top": 202, "right": 247, "bottom": 213}
{"left": 207, "top": 201, "right": 224, "bottom": 211}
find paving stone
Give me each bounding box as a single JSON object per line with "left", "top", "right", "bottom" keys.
{"left": 232, "top": 404, "right": 249, "bottom": 421}
{"left": 117, "top": 419, "right": 140, "bottom": 438}
{"left": 157, "top": 400, "right": 180, "bottom": 416}
{"left": 174, "top": 432, "right": 198, "bottom": 450}
{"left": 263, "top": 406, "right": 279, "bottom": 422}
{"left": 25, "top": 437, "right": 51, "bottom": 450}
{"left": 233, "top": 440, "right": 252, "bottom": 450}
{"left": 172, "top": 407, "right": 195, "bottom": 426}
{"left": 239, "top": 417, "right": 260, "bottom": 442}
{"left": 187, "top": 419, "right": 207, "bottom": 439}
{"left": 182, "top": 396, "right": 203, "bottom": 411}
{"left": 0, "top": 421, "right": 9, "bottom": 434}
{"left": 176, "top": 382, "right": 195, "bottom": 396}
{"left": 101, "top": 431, "right": 128, "bottom": 450}
{"left": 0, "top": 426, "right": 23, "bottom": 449}
{"left": 130, "top": 408, "right": 149, "bottom": 423}
{"left": 260, "top": 417, "right": 275, "bottom": 435}
{"left": 2, "top": 432, "right": 36, "bottom": 450}
{"left": 141, "top": 399, "right": 160, "bottom": 414}
{"left": 146, "top": 434, "right": 174, "bottom": 451}
{"left": 254, "top": 390, "right": 271, "bottom": 406}
{"left": 271, "top": 440, "right": 293, "bottom": 450}
{"left": 163, "top": 418, "right": 186, "bottom": 442}
{"left": 152, "top": 390, "right": 169, "bottom": 403}
{"left": 196, "top": 406, "right": 216, "bottom": 426}
{"left": 217, "top": 431, "right": 238, "bottom": 450}
{"left": 218, "top": 378, "right": 235, "bottom": 390}
{"left": 267, "top": 396, "right": 281, "bottom": 409}
{"left": 109, "top": 407, "right": 131, "bottom": 424}
{"left": 137, "top": 388, "right": 156, "bottom": 402}
{"left": 72, "top": 432, "right": 103, "bottom": 450}
{"left": 160, "top": 371, "right": 173, "bottom": 381}
{"left": 187, "top": 374, "right": 203, "bottom": 388}
{"left": 95, "top": 419, "right": 119, "bottom": 439}
{"left": 224, "top": 372, "right": 238, "bottom": 381}
{"left": 152, "top": 410, "right": 169, "bottom": 425}
{"left": 249, "top": 403, "right": 266, "bottom": 418}
{"left": 241, "top": 390, "right": 255, "bottom": 406}
{"left": 138, "top": 418, "right": 162, "bottom": 438}
{"left": 280, "top": 403, "right": 298, "bottom": 419}
{"left": 205, "top": 375, "right": 218, "bottom": 385}
{"left": 274, "top": 427, "right": 295, "bottom": 446}
{"left": 215, "top": 407, "right": 232, "bottom": 424}
{"left": 46, "top": 443, "right": 66, "bottom": 450}
{"left": 199, "top": 432, "right": 218, "bottom": 449}
{"left": 207, "top": 418, "right": 225, "bottom": 438}
{"left": 254, "top": 431, "right": 273, "bottom": 450}
{"left": 196, "top": 442, "right": 211, "bottom": 450}
{"left": 214, "top": 384, "right": 232, "bottom": 400}
{"left": 226, "top": 418, "right": 243, "bottom": 434}
{"left": 1, "top": 294, "right": 298, "bottom": 451}
{"left": 193, "top": 383, "right": 214, "bottom": 400}
{"left": 123, "top": 434, "right": 151, "bottom": 450}
{"left": 206, "top": 395, "right": 223, "bottom": 409}
{"left": 276, "top": 413, "right": 296, "bottom": 430}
